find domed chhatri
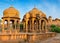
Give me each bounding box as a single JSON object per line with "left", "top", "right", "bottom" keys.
{"left": 22, "top": 7, "right": 47, "bottom": 32}
{"left": 2, "top": 6, "right": 20, "bottom": 32}
{"left": 3, "top": 6, "right": 19, "bottom": 18}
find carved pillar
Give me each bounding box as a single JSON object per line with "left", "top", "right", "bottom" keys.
{"left": 38, "top": 20, "right": 39, "bottom": 32}
{"left": 2, "top": 19, "right": 4, "bottom": 32}
{"left": 26, "top": 20, "right": 28, "bottom": 32}
{"left": 32, "top": 18, "right": 34, "bottom": 32}
{"left": 24, "top": 21, "right": 26, "bottom": 32}
{"left": 14, "top": 19, "right": 17, "bottom": 30}
{"left": 36, "top": 20, "right": 38, "bottom": 32}
{"left": 23, "top": 22, "right": 24, "bottom": 29}
{"left": 39, "top": 20, "right": 41, "bottom": 33}
{"left": 43, "top": 22, "right": 45, "bottom": 32}
{"left": 37, "top": 21, "right": 39, "bottom": 32}
{"left": 42, "top": 21, "right": 44, "bottom": 32}
{"left": 8, "top": 19, "right": 10, "bottom": 30}
{"left": 18, "top": 20, "right": 20, "bottom": 32}
{"left": 30, "top": 20, "right": 31, "bottom": 32}
{"left": 45, "top": 23, "right": 48, "bottom": 32}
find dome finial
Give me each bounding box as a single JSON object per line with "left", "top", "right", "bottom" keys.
{"left": 10, "top": 5, "right": 13, "bottom": 8}
{"left": 10, "top": 0, "right": 14, "bottom": 7}
{"left": 34, "top": 4, "right": 36, "bottom": 8}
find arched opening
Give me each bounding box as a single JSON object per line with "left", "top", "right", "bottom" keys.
{"left": 34, "top": 19, "right": 39, "bottom": 32}
{"left": 4, "top": 20, "right": 8, "bottom": 30}
{"left": 10, "top": 20, "right": 14, "bottom": 29}
{"left": 16, "top": 20, "right": 19, "bottom": 29}
{"left": 37, "top": 20, "right": 39, "bottom": 30}
{"left": 41, "top": 20, "right": 46, "bottom": 32}
{"left": 34, "top": 20, "right": 37, "bottom": 31}
{"left": 28, "top": 21, "right": 30, "bottom": 32}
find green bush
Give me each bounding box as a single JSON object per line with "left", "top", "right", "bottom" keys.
{"left": 51, "top": 24, "right": 60, "bottom": 33}
{"left": 50, "top": 24, "right": 56, "bottom": 28}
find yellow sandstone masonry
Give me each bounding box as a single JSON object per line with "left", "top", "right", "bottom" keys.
{"left": 0, "top": 6, "right": 56, "bottom": 41}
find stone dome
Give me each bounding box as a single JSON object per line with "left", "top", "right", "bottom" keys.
{"left": 29, "top": 8, "right": 46, "bottom": 18}
{"left": 3, "top": 6, "right": 19, "bottom": 18}
{"left": 25, "top": 13, "right": 30, "bottom": 19}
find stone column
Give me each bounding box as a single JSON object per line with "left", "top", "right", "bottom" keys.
{"left": 37, "top": 21, "right": 39, "bottom": 32}
{"left": 18, "top": 20, "right": 20, "bottom": 32}
{"left": 14, "top": 19, "right": 17, "bottom": 30}
{"left": 24, "top": 21, "right": 26, "bottom": 32}
{"left": 36, "top": 21, "right": 38, "bottom": 32}
{"left": 23, "top": 22, "right": 24, "bottom": 29}
{"left": 39, "top": 20, "right": 41, "bottom": 33}
{"left": 8, "top": 19, "right": 10, "bottom": 29}
{"left": 2, "top": 19, "right": 4, "bottom": 32}
{"left": 30, "top": 20, "right": 31, "bottom": 32}
{"left": 32, "top": 18, "right": 35, "bottom": 32}
{"left": 35, "top": 20, "right": 38, "bottom": 32}
{"left": 26, "top": 20, "right": 28, "bottom": 32}
{"left": 45, "top": 23, "right": 48, "bottom": 33}
{"left": 38, "top": 20, "right": 39, "bottom": 32}
{"left": 43, "top": 22, "right": 46, "bottom": 32}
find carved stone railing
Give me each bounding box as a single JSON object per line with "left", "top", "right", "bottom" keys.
{"left": 0, "top": 32, "right": 56, "bottom": 41}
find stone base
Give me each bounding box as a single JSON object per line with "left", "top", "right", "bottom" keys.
{"left": 0, "top": 32, "right": 56, "bottom": 41}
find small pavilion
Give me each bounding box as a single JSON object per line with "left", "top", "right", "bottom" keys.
{"left": 2, "top": 6, "right": 20, "bottom": 32}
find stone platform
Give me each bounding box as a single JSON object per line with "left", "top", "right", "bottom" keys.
{"left": 0, "top": 32, "right": 56, "bottom": 41}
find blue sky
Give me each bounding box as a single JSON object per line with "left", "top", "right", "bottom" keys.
{"left": 0, "top": 0, "right": 60, "bottom": 20}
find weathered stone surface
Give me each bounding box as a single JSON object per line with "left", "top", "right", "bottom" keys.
{"left": 0, "top": 32, "right": 56, "bottom": 41}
